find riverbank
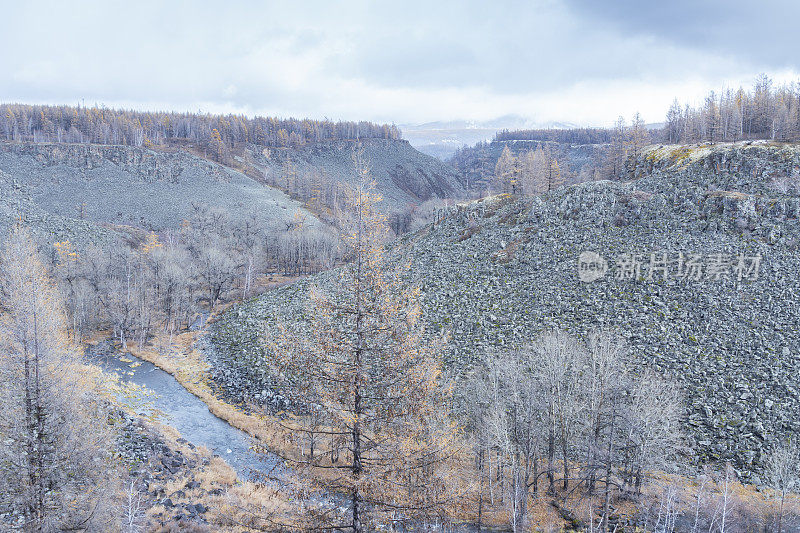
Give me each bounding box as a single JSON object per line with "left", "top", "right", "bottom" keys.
{"left": 117, "top": 411, "right": 299, "bottom": 532}
{"left": 122, "top": 330, "right": 292, "bottom": 463}
{"left": 95, "top": 338, "right": 320, "bottom": 531}
{"left": 110, "top": 320, "right": 800, "bottom": 531}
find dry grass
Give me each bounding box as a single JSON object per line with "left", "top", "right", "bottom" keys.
{"left": 127, "top": 331, "right": 612, "bottom": 530}
{"left": 128, "top": 331, "right": 486, "bottom": 527}
{"left": 144, "top": 420, "right": 311, "bottom": 532}
{"left": 126, "top": 318, "right": 800, "bottom": 531}
{"left": 455, "top": 224, "right": 481, "bottom": 242}
{"left": 491, "top": 239, "right": 519, "bottom": 264}
{"left": 129, "top": 330, "right": 296, "bottom": 455}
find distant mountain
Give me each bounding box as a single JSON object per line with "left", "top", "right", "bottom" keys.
{"left": 400, "top": 116, "right": 578, "bottom": 160}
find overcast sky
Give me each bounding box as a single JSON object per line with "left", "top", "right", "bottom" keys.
{"left": 2, "top": 0, "right": 798, "bottom": 127}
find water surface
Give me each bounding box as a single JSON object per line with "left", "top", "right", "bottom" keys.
{"left": 91, "top": 347, "right": 281, "bottom": 481}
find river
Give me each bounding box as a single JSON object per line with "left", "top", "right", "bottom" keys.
{"left": 90, "top": 345, "right": 479, "bottom": 531}
{"left": 89, "top": 346, "right": 281, "bottom": 482}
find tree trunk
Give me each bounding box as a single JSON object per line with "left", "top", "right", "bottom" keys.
{"left": 352, "top": 219, "right": 364, "bottom": 533}
{"left": 601, "top": 409, "right": 616, "bottom": 533}
{"left": 352, "top": 375, "right": 363, "bottom": 533}
{"left": 477, "top": 449, "right": 484, "bottom": 532}
{"left": 547, "top": 425, "right": 555, "bottom": 494}
{"left": 562, "top": 433, "right": 569, "bottom": 492}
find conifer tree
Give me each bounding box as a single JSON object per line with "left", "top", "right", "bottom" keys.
{"left": 266, "top": 147, "right": 458, "bottom": 531}
{"left": 605, "top": 116, "right": 628, "bottom": 180}
{"left": 545, "top": 149, "right": 564, "bottom": 192}
{"left": 626, "top": 112, "right": 649, "bottom": 165}
{"left": 494, "top": 145, "right": 520, "bottom": 195}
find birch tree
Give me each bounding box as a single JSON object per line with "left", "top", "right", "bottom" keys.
{"left": 766, "top": 442, "right": 800, "bottom": 533}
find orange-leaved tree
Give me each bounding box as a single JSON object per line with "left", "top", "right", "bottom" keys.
{"left": 265, "top": 146, "right": 459, "bottom": 531}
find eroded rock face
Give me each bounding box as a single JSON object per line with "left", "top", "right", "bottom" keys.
{"left": 0, "top": 141, "right": 321, "bottom": 237}
{"left": 2, "top": 142, "right": 202, "bottom": 182}
{"left": 208, "top": 142, "right": 800, "bottom": 482}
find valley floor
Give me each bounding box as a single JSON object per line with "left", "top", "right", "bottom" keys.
{"left": 104, "top": 285, "right": 800, "bottom": 532}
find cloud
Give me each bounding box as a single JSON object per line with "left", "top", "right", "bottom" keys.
{"left": 562, "top": 0, "right": 800, "bottom": 71}
{"left": 0, "top": 0, "right": 796, "bottom": 126}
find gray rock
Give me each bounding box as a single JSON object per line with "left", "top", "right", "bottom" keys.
{"left": 207, "top": 142, "right": 800, "bottom": 482}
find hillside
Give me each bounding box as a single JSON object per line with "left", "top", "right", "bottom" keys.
{"left": 0, "top": 166, "right": 113, "bottom": 245}
{"left": 207, "top": 141, "right": 800, "bottom": 482}
{"left": 238, "top": 138, "right": 466, "bottom": 211}
{"left": 0, "top": 141, "right": 323, "bottom": 242}
{"left": 0, "top": 136, "right": 464, "bottom": 239}
{"left": 0, "top": 104, "right": 469, "bottom": 233}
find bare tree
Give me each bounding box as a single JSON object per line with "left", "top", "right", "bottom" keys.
{"left": 605, "top": 116, "right": 628, "bottom": 180}
{"left": 626, "top": 112, "right": 649, "bottom": 170}
{"left": 464, "top": 330, "right": 685, "bottom": 532}
{"left": 766, "top": 442, "right": 800, "bottom": 533}
{"left": 0, "top": 226, "right": 121, "bottom": 531}
{"left": 123, "top": 480, "right": 146, "bottom": 533}
{"left": 533, "top": 330, "right": 583, "bottom": 495}
{"left": 470, "top": 350, "right": 547, "bottom": 532}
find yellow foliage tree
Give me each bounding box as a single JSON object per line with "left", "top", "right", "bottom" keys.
{"left": 0, "top": 226, "right": 120, "bottom": 530}
{"left": 265, "top": 147, "right": 459, "bottom": 531}
{"left": 141, "top": 231, "right": 162, "bottom": 254}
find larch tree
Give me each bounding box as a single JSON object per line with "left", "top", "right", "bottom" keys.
{"left": 606, "top": 116, "right": 628, "bottom": 180}
{"left": 0, "top": 226, "right": 120, "bottom": 532}
{"left": 702, "top": 92, "right": 722, "bottom": 143}
{"left": 665, "top": 99, "right": 683, "bottom": 144}
{"left": 265, "top": 147, "right": 459, "bottom": 531}
{"left": 544, "top": 148, "right": 565, "bottom": 192}
{"left": 494, "top": 145, "right": 520, "bottom": 195}
{"left": 519, "top": 148, "right": 543, "bottom": 195}
{"left": 518, "top": 145, "right": 566, "bottom": 195}
{"left": 626, "top": 112, "right": 649, "bottom": 169}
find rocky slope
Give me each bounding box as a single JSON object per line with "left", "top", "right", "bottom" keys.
{"left": 0, "top": 166, "right": 116, "bottom": 246}
{"left": 0, "top": 142, "right": 321, "bottom": 241}
{"left": 241, "top": 138, "right": 466, "bottom": 209}
{"left": 207, "top": 141, "right": 800, "bottom": 481}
